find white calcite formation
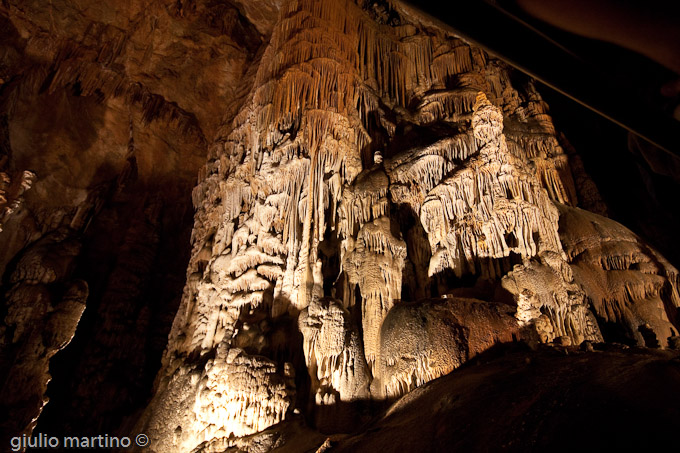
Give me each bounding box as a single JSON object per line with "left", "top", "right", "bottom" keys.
{"left": 299, "top": 297, "right": 370, "bottom": 428}
{"left": 136, "top": 1, "right": 680, "bottom": 451}
{"left": 420, "top": 93, "right": 562, "bottom": 279}
{"left": 558, "top": 205, "right": 680, "bottom": 347}
{"left": 341, "top": 197, "right": 407, "bottom": 373}
{"left": 502, "top": 251, "right": 603, "bottom": 345}
{"left": 192, "top": 346, "right": 293, "bottom": 442}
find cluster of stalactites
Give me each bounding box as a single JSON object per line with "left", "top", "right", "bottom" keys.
{"left": 170, "top": 0, "right": 378, "bottom": 365}
{"left": 387, "top": 133, "right": 480, "bottom": 199}
{"left": 503, "top": 251, "right": 603, "bottom": 345}
{"left": 338, "top": 169, "right": 408, "bottom": 375}
{"left": 342, "top": 205, "right": 407, "bottom": 371}
{"left": 150, "top": 1, "right": 599, "bottom": 449}
{"left": 298, "top": 298, "right": 371, "bottom": 408}
{"left": 419, "top": 94, "right": 563, "bottom": 278}
{"left": 556, "top": 205, "right": 680, "bottom": 346}
{"left": 338, "top": 170, "right": 390, "bottom": 239}
{"left": 240, "top": 0, "right": 486, "bottom": 154}
{"left": 505, "top": 133, "right": 578, "bottom": 205}
{"left": 188, "top": 346, "right": 294, "bottom": 448}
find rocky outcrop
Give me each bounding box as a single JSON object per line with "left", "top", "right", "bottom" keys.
{"left": 376, "top": 297, "right": 519, "bottom": 399}
{"left": 558, "top": 204, "right": 680, "bottom": 347}
{"left": 0, "top": 0, "right": 264, "bottom": 442}
{"left": 0, "top": 228, "right": 86, "bottom": 445}
{"left": 1, "top": 0, "right": 679, "bottom": 451}
{"left": 134, "top": 1, "right": 678, "bottom": 451}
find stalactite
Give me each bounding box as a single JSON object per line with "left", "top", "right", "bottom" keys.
{"left": 387, "top": 133, "right": 479, "bottom": 194}
{"left": 417, "top": 88, "right": 479, "bottom": 123}
{"left": 298, "top": 298, "right": 371, "bottom": 413}
{"left": 558, "top": 205, "right": 680, "bottom": 347}
{"left": 417, "top": 93, "right": 563, "bottom": 278}
{"left": 342, "top": 215, "right": 407, "bottom": 371}
{"left": 431, "top": 44, "right": 473, "bottom": 84}
{"left": 138, "top": 1, "right": 680, "bottom": 450}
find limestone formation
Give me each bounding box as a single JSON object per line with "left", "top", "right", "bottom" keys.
{"left": 131, "top": 1, "right": 680, "bottom": 451}
{"left": 1, "top": 0, "right": 679, "bottom": 451}
{"left": 377, "top": 297, "right": 519, "bottom": 399}
{"left": 299, "top": 297, "right": 370, "bottom": 428}
{"left": 0, "top": 0, "right": 263, "bottom": 442}
{"left": 558, "top": 205, "right": 680, "bottom": 347}
{"left": 0, "top": 228, "right": 86, "bottom": 443}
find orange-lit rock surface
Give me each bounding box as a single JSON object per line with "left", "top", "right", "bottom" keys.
{"left": 1, "top": 0, "right": 679, "bottom": 451}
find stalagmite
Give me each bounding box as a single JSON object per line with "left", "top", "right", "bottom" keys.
{"left": 342, "top": 214, "right": 407, "bottom": 372}
{"left": 128, "top": 1, "right": 680, "bottom": 451}
{"left": 299, "top": 297, "right": 371, "bottom": 427}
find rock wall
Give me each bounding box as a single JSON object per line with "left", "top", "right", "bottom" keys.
{"left": 1, "top": 0, "right": 678, "bottom": 451}
{"left": 135, "top": 1, "right": 679, "bottom": 451}
{"left": 0, "top": 0, "right": 262, "bottom": 444}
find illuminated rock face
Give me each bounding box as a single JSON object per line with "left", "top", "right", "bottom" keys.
{"left": 557, "top": 205, "right": 680, "bottom": 347}
{"left": 133, "top": 0, "right": 678, "bottom": 451}
{"left": 377, "top": 297, "right": 520, "bottom": 399}
{"left": 1, "top": 0, "right": 679, "bottom": 451}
